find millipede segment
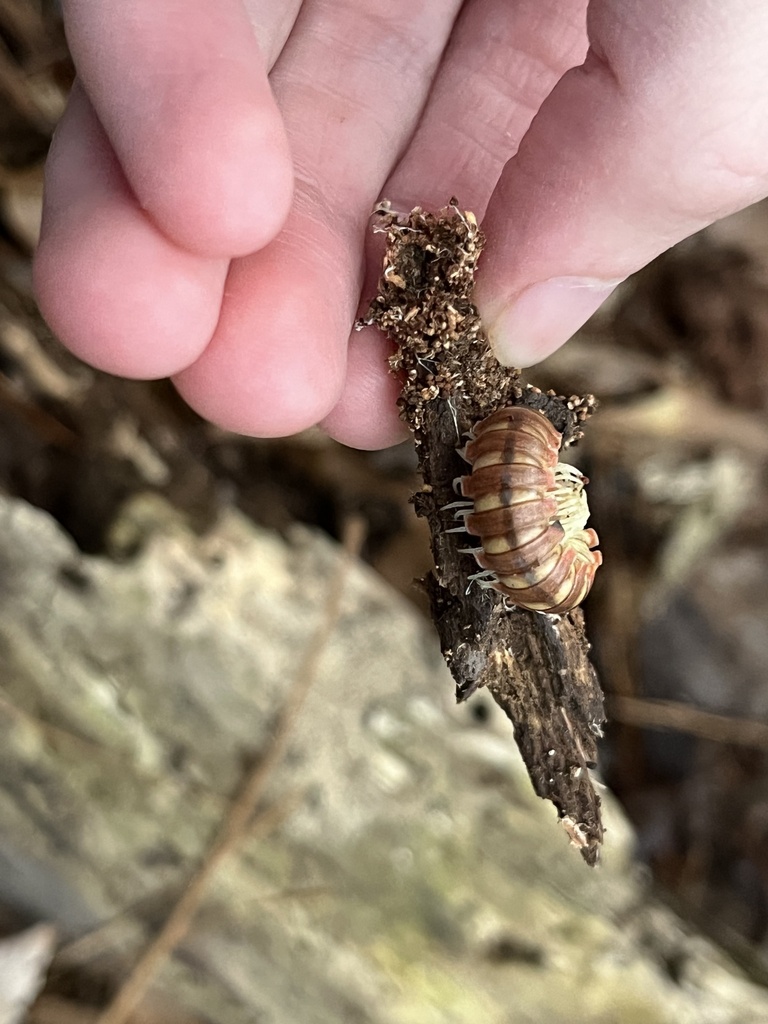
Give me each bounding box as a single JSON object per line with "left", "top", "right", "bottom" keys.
{"left": 459, "top": 407, "right": 602, "bottom": 614}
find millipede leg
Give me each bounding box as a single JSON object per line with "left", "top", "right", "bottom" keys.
{"left": 465, "top": 575, "right": 497, "bottom": 595}
{"left": 467, "top": 569, "right": 496, "bottom": 582}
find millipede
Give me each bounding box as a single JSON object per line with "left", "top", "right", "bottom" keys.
{"left": 452, "top": 405, "right": 602, "bottom": 614}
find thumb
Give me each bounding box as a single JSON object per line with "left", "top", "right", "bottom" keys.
{"left": 474, "top": 0, "right": 768, "bottom": 367}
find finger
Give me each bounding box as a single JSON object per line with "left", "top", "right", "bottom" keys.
{"left": 33, "top": 84, "right": 228, "bottom": 379}
{"left": 175, "top": 0, "right": 463, "bottom": 437}
{"left": 242, "top": 1, "right": 302, "bottom": 67}
{"left": 325, "top": 0, "right": 588, "bottom": 449}
{"left": 378, "top": 0, "right": 588, "bottom": 218}
{"left": 61, "top": 0, "right": 296, "bottom": 257}
{"left": 474, "top": 0, "right": 768, "bottom": 367}
{"left": 320, "top": 326, "right": 407, "bottom": 450}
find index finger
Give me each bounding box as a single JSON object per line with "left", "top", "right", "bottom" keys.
{"left": 61, "top": 0, "right": 296, "bottom": 256}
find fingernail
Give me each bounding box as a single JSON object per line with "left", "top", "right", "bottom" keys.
{"left": 483, "top": 276, "right": 622, "bottom": 367}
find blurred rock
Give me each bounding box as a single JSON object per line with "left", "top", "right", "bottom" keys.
{"left": 0, "top": 494, "right": 766, "bottom": 1022}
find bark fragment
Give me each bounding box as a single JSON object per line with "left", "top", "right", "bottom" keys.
{"left": 361, "top": 200, "right": 605, "bottom": 863}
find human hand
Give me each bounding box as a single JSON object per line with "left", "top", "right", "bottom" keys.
{"left": 34, "top": 2, "right": 768, "bottom": 450}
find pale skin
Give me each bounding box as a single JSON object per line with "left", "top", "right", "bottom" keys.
{"left": 34, "top": 1, "right": 768, "bottom": 450}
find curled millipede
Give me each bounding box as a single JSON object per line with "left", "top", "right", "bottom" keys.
{"left": 456, "top": 406, "right": 602, "bottom": 614}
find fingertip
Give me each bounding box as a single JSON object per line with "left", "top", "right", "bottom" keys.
{"left": 321, "top": 327, "right": 407, "bottom": 450}
{"left": 137, "top": 89, "right": 294, "bottom": 258}
{"left": 174, "top": 357, "right": 343, "bottom": 438}
{"left": 65, "top": 0, "right": 294, "bottom": 260}
{"left": 477, "top": 4, "right": 768, "bottom": 372}
{"left": 33, "top": 231, "right": 225, "bottom": 380}
{"left": 475, "top": 276, "right": 621, "bottom": 368}
{"left": 172, "top": 256, "right": 348, "bottom": 438}
{"left": 34, "top": 87, "right": 228, "bottom": 379}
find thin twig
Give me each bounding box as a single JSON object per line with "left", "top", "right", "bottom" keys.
{"left": 608, "top": 694, "right": 768, "bottom": 749}
{"left": 95, "top": 517, "right": 366, "bottom": 1024}
{"left": 0, "top": 694, "right": 104, "bottom": 753}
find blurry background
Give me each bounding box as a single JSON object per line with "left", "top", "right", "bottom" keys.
{"left": 2, "top": 3, "right": 768, "bottom": 1021}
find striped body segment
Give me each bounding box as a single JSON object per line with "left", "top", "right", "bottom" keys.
{"left": 460, "top": 406, "right": 601, "bottom": 614}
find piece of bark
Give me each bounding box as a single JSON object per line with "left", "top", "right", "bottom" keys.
{"left": 362, "top": 200, "right": 605, "bottom": 863}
